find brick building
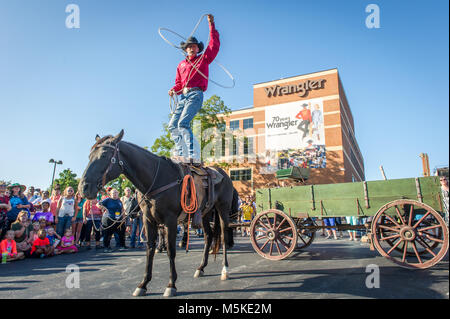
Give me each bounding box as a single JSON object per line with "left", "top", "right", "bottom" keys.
{"left": 210, "top": 68, "right": 365, "bottom": 196}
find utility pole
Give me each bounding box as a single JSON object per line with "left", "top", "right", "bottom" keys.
{"left": 419, "top": 153, "right": 430, "bottom": 177}
{"left": 379, "top": 165, "right": 387, "bottom": 180}
{"left": 49, "top": 159, "right": 63, "bottom": 193}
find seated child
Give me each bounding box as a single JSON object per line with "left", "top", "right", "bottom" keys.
{"left": 1, "top": 230, "right": 25, "bottom": 262}
{"left": 30, "top": 229, "right": 53, "bottom": 258}
{"left": 46, "top": 227, "right": 61, "bottom": 249}
{"left": 31, "top": 222, "right": 40, "bottom": 242}
{"left": 56, "top": 228, "right": 78, "bottom": 254}
{"left": 32, "top": 201, "right": 54, "bottom": 226}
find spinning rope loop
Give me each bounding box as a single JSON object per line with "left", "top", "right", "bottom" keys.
{"left": 158, "top": 13, "right": 236, "bottom": 101}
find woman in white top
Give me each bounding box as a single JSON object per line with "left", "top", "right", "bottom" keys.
{"left": 55, "top": 187, "right": 77, "bottom": 237}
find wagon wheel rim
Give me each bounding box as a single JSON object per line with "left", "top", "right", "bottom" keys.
{"left": 371, "top": 199, "right": 449, "bottom": 269}
{"left": 295, "top": 218, "right": 316, "bottom": 250}
{"left": 250, "top": 209, "right": 298, "bottom": 260}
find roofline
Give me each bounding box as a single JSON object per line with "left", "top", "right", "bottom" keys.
{"left": 253, "top": 68, "right": 338, "bottom": 87}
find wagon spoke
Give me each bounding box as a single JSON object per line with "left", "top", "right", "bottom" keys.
{"left": 384, "top": 214, "right": 402, "bottom": 228}
{"left": 378, "top": 224, "right": 400, "bottom": 233}
{"left": 282, "top": 235, "right": 294, "bottom": 242}
{"left": 415, "top": 237, "right": 437, "bottom": 257}
{"left": 412, "top": 211, "right": 431, "bottom": 229}
{"left": 402, "top": 241, "right": 408, "bottom": 263}
{"left": 408, "top": 204, "right": 414, "bottom": 226}
{"left": 256, "top": 234, "right": 268, "bottom": 241}
{"left": 394, "top": 206, "right": 406, "bottom": 225}
{"left": 411, "top": 242, "right": 423, "bottom": 264}
{"left": 379, "top": 233, "right": 401, "bottom": 241}
{"left": 386, "top": 238, "right": 403, "bottom": 256}
{"left": 274, "top": 240, "right": 282, "bottom": 255}
{"left": 269, "top": 241, "right": 274, "bottom": 256}
{"left": 279, "top": 227, "right": 293, "bottom": 234}
{"left": 418, "top": 233, "right": 444, "bottom": 243}
{"left": 257, "top": 219, "right": 270, "bottom": 231}
{"left": 276, "top": 218, "right": 287, "bottom": 230}
{"left": 263, "top": 215, "right": 273, "bottom": 229}
{"left": 278, "top": 238, "right": 290, "bottom": 249}
{"left": 417, "top": 224, "right": 441, "bottom": 232}
{"left": 298, "top": 235, "right": 307, "bottom": 245}
{"left": 260, "top": 239, "right": 270, "bottom": 251}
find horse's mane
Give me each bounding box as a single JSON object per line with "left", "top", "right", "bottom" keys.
{"left": 91, "top": 135, "right": 113, "bottom": 150}
{"left": 90, "top": 135, "right": 180, "bottom": 171}
{"left": 121, "top": 141, "right": 180, "bottom": 171}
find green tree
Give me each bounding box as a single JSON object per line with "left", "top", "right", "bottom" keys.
{"left": 53, "top": 169, "right": 79, "bottom": 193}
{"left": 151, "top": 95, "right": 231, "bottom": 161}
{"left": 105, "top": 174, "right": 135, "bottom": 196}
{"left": 151, "top": 123, "right": 174, "bottom": 157}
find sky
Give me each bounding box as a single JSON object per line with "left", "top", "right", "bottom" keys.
{"left": 0, "top": 0, "right": 448, "bottom": 190}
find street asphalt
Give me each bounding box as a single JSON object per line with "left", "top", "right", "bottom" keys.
{"left": 1, "top": 234, "right": 448, "bottom": 300}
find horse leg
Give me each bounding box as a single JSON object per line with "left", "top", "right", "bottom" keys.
{"left": 163, "top": 222, "right": 178, "bottom": 297}
{"left": 194, "top": 214, "right": 214, "bottom": 278}
{"left": 133, "top": 219, "right": 157, "bottom": 297}
{"left": 217, "top": 206, "right": 230, "bottom": 281}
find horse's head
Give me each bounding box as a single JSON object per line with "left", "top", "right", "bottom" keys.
{"left": 79, "top": 130, "right": 124, "bottom": 199}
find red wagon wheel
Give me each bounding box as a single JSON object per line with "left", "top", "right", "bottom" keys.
{"left": 250, "top": 209, "right": 298, "bottom": 260}
{"left": 295, "top": 218, "right": 316, "bottom": 250}
{"left": 371, "top": 199, "right": 449, "bottom": 269}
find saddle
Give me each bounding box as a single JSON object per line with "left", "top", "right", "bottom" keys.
{"left": 176, "top": 162, "right": 223, "bottom": 227}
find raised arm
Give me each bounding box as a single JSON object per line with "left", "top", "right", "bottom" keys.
{"left": 203, "top": 14, "right": 220, "bottom": 64}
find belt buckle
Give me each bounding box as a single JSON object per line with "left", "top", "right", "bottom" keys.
{"left": 182, "top": 87, "right": 189, "bottom": 95}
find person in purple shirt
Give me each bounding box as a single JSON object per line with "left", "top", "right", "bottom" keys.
{"left": 32, "top": 201, "right": 54, "bottom": 226}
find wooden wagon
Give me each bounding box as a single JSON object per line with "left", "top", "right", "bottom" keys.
{"left": 248, "top": 176, "right": 448, "bottom": 269}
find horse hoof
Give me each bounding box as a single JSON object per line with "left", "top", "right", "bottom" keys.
{"left": 132, "top": 287, "right": 147, "bottom": 297}
{"left": 194, "top": 270, "right": 204, "bottom": 278}
{"left": 221, "top": 266, "right": 229, "bottom": 281}
{"left": 163, "top": 287, "right": 177, "bottom": 297}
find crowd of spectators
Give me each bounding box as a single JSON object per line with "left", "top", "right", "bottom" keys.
{"left": 0, "top": 182, "right": 144, "bottom": 263}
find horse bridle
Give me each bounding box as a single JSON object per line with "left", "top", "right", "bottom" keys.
{"left": 95, "top": 140, "right": 179, "bottom": 200}
{"left": 97, "top": 142, "right": 125, "bottom": 188}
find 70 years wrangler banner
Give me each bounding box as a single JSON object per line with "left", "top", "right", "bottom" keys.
{"left": 263, "top": 98, "right": 326, "bottom": 172}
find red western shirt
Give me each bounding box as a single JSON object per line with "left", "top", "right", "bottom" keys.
{"left": 172, "top": 23, "right": 220, "bottom": 94}
{"left": 296, "top": 109, "right": 312, "bottom": 122}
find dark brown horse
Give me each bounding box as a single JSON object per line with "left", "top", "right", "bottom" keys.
{"left": 79, "top": 130, "right": 237, "bottom": 297}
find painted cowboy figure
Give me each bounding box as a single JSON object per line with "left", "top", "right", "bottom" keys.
{"left": 168, "top": 14, "right": 220, "bottom": 164}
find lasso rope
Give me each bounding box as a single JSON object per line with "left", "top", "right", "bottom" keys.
{"left": 159, "top": 13, "right": 236, "bottom": 111}
{"left": 180, "top": 174, "right": 198, "bottom": 252}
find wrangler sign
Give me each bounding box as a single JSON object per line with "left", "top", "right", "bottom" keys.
{"left": 264, "top": 79, "right": 326, "bottom": 98}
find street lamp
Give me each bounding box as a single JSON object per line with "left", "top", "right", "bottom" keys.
{"left": 49, "top": 158, "right": 63, "bottom": 193}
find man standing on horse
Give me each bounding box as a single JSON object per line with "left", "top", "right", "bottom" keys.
{"left": 167, "top": 14, "right": 220, "bottom": 164}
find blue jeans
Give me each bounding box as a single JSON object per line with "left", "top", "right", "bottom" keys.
{"left": 57, "top": 216, "right": 73, "bottom": 237}
{"left": 168, "top": 90, "right": 203, "bottom": 160}
{"left": 130, "top": 217, "right": 143, "bottom": 247}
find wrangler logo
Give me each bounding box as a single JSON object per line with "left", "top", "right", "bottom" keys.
{"left": 264, "top": 79, "right": 326, "bottom": 98}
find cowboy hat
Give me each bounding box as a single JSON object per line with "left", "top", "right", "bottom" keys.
{"left": 180, "top": 37, "right": 204, "bottom": 53}
{"left": 7, "top": 183, "right": 26, "bottom": 192}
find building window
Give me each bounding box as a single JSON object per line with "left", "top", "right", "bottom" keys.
{"left": 230, "top": 168, "right": 252, "bottom": 181}
{"left": 229, "top": 120, "right": 240, "bottom": 131}
{"left": 243, "top": 118, "right": 253, "bottom": 130}
{"left": 217, "top": 122, "right": 226, "bottom": 132}
{"left": 243, "top": 137, "right": 254, "bottom": 155}
{"left": 232, "top": 136, "right": 238, "bottom": 156}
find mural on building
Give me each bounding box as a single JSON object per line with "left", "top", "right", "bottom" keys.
{"left": 262, "top": 98, "right": 326, "bottom": 173}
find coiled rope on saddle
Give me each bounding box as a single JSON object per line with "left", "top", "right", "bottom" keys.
{"left": 181, "top": 174, "right": 198, "bottom": 252}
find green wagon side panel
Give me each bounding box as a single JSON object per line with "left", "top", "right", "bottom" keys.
{"left": 255, "top": 176, "right": 442, "bottom": 217}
